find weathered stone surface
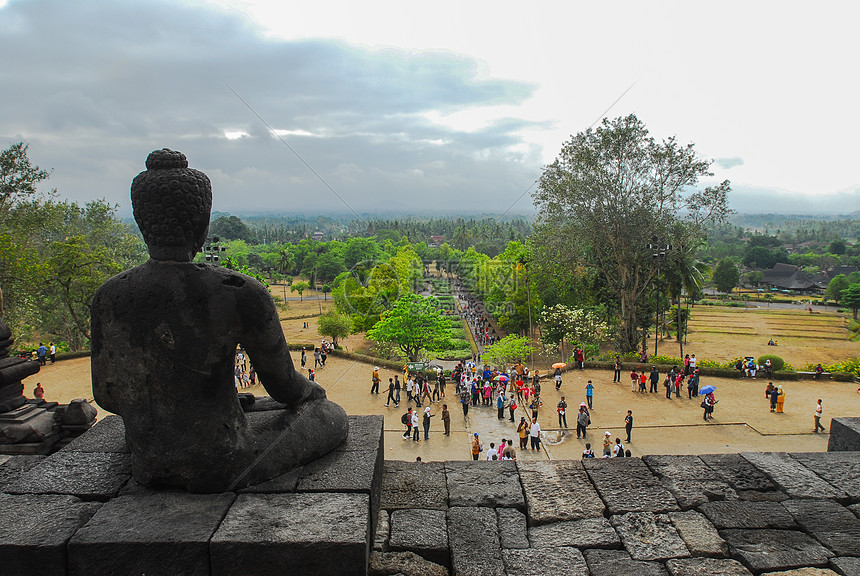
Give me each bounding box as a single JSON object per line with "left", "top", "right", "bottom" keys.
{"left": 701, "top": 453, "right": 779, "bottom": 492}
{"left": 296, "top": 448, "right": 377, "bottom": 493}
{"left": 610, "top": 512, "right": 690, "bottom": 561}
{"left": 737, "top": 490, "right": 790, "bottom": 502}
{"left": 445, "top": 460, "right": 524, "bottom": 509}
{"left": 721, "top": 529, "right": 833, "bottom": 574}
{"left": 669, "top": 510, "right": 728, "bottom": 557}
{"left": 517, "top": 460, "right": 605, "bottom": 524}
{"left": 665, "top": 557, "right": 753, "bottom": 576}
{"left": 791, "top": 452, "right": 860, "bottom": 502}
{"left": 584, "top": 458, "right": 680, "bottom": 514}
{"left": 584, "top": 549, "right": 670, "bottom": 576}
{"left": 0, "top": 454, "right": 45, "bottom": 490}
{"left": 760, "top": 569, "right": 840, "bottom": 576}
{"left": 644, "top": 455, "right": 736, "bottom": 509}
{"left": 211, "top": 492, "right": 370, "bottom": 576}
{"left": 6, "top": 451, "right": 131, "bottom": 500}
{"left": 389, "top": 509, "right": 449, "bottom": 567}
{"left": 830, "top": 556, "right": 860, "bottom": 576}
{"left": 60, "top": 415, "right": 128, "bottom": 453}
{"left": 529, "top": 517, "right": 620, "bottom": 549}
{"left": 380, "top": 461, "right": 447, "bottom": 511}
{"left": 828, "top": 418, "right": 860, "bottom": 452}
{"left": 238, "top": 466, "right": 303, "bottom": 493}
{"left": 368, "top": 551, "right": 448, "bottom": 576}
{"left": 68, "top": 491, "right": 235, "bottom": 576}
{"left": 343, "top": 415, "right": 384, "bottom": 452}
{"left": 374, "top": 510, "right": 390, "bottom": 552}
{"left": 503, "top": 546, "right": 589, "bottom": 576}
{"left": 497, "top": 507, "right": 529, "bottom": 549}
{"left": 850, "top": 503, "right": 860, "bottom": 519}
{"left": 783, "top": 499, "right": 860, "bottom": 557}
{"left": 699, "top": 501, "right": 797, "bottom": 530}
{"left": 0, "top": 493, "right": 98, "bottom": 576}
{"left": 448, "top": 506, "right": 504, "bottom": 576}
{"left": 741, "top": 452, "right": 847, "bottom": 501}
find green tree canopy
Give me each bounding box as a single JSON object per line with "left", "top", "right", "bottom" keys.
{"left": 713, "top": 258, "right": 740, "bottom": 294}
{"left": 366, "top": 293, "right": 450, "bottom": 362}
{"left": 317, "top": 309, "right": 353, "bottom": 348}
{"left": 825, "top": 274, "right": 850, "bottom": 304}
{"left": 483, "top": 334, "right": 535, "bottom": 368}
{"left": 841, "top": 283, "right": 860, "bottom": 320}
{"left": 209, "top": 215, "right": 255, "bottom": 243}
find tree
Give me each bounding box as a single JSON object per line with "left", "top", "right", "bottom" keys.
{"left": 713, "top": 258, "right": 740, "bottom": 294}
{"left": 841, "top": 283, "right": 860, "bottom": 320}
{"left": 746, "top": 270, "right": 764, "bottom": 287}
{"left": 532, "top": 114, "right": 731, "bottom": 352}
{"left": 825, "top": 274, "right": 850, "bottom": 305}
{"left": 743, "top": 245, "right": 786, "bottom": 269}
{"left": 540, "top": 304, "right": 608, "bottom": 361}
{"left": 366, "top": 293, "right": 450, "bottom": 362}
{"left": 290, "top": 281, "right": 309, "bottom": 301}
{"left": 208, "top": 215, "right": 254, "bottom": 243}
{"left": 0, "top": 142, "right": 50, "bottom": 222}
{"left": 483, "top": 335, "right": 535, "bottom": 368}
{"left": 317, "top": 309, "right": 352, "bottom": 348}
{"left": 828, "top": 240, "right": 846, "bottom": 255}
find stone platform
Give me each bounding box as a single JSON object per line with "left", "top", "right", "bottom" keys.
{"left": 2, "top": 415, "right": 860, "bottom": 575}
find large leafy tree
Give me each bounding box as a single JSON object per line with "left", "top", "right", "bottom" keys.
{"left": 841, "top": 283, "right": 860, "bottom": 320}
{"left": 483, "top": 334, "right": 535, "bottom": 368}
{"left": 532, "top": 114, "right": 731, "bottom": 352}
{"left": 317, "top": 309, "right": 353, "bottom": 348}
{"left": 366, "top": 293, "right": 450, "bottom": 362}
{"left": 713, "top": 258, "right": 740, "bottom": 294}
{"left": 825, "top": 274, "right": 850, "bottom": 304}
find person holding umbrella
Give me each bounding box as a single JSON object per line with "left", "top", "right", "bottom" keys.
{"left": 552, "top": 363, "right": 565, "bottom": 391}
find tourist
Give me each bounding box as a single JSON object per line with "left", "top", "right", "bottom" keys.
{"left": 554, "top": 366, "right": 563, "bottom": 390}
{"left": 769, "top": 384, "right": 779, "bottom": 412}
{"left": 49, "top": 342, "right": 56, "bottom": 364}
{"left": 497, "top": 391, "right": 507, "bottom": 420}
{"left": 420, "top": 377, "right": 433, "bottom": 405}
{"left": 639, "top": 371, "right": 647, "bottom": 393}
{"left": 441, "top": 404, "right": 451, "bottom": 435}
{"left": 371, "top": 367, "right": 380, "bottom": 394}
{"left": 486, "top": 442, "right": 497, "bottom": 461}
{"left": 33, "top": 382, "right": 44, "bottom": 400}
{"left": 585, "top": 380, "right": 594, "bottom": 409}
{"left": 508, "top": 396, "right": 517, "bottom": 422}
{"left": 576, "top": 406, "right": 589, "bottom": 439}
{"left": 613, "top": 438, "right": 625, "bottom": 457}
{"left": 502, "top": 439, "right": 516, "bottom": 460}
{"left": 582, "top": 443, "right": 595, "bottom": 458}
{"left": 557, "top": 396, "right": 568, "bottom": 428}
{"left": 471, "top": 433, "right": 482, "bottom": 460}
{"left": 602, "top": 431, "right": 612, "bottom": 456}
{"left": 432, "top": 376, "right": 441, "bottom": 402}
{"left": 703, "top": 392, "right": 716, "bottom": 420}
{"left": 394, "top": 375, "right": 401, "bottom": 405}
{"left": 411, "top": 409, "right": 420, "bottom": 441}
{"left": 649, "top": 367, "right": 660, "bottom": 393}
{"left": 460, "top": 386, "right": 470, "bottom": 417}
{"left": 301, "top": 347, "right": 306, "bottom": 368}
{"left": 776, "top": 385, "right": 786, "bottom": 413}
{"left": 613, "top": 357, "right": 622, "bottom": 383}
{"left": 313, "top": 347, "right": 321, "bottom": 368}
{"left": 814, "top": 399, "right": 825, "bottom": 432}
{"left": 629, "top": 369, "right": 638, "bottom": 391}
{"left": 625, "top": 410, "right": 633, "bottom": 443}
{"left": 689, "top": 354, "right": 697, "bottom": 373}
{"left": 813, "top": 363, "right": 824, "bottom": 380}
{"left": 384, "top": 378, "right": 395, "bottom": 407}
{"left": 530, "top": 397, "right": 540, "bottom": 421}
{"left": 249, "top": 365, "right": 256, "bottom": 386}
{"left": 308, "top": 368, "right": 315, "bottom": 381}
{"left": 674, "top": 373, "right": 683, "bottom": 397}
{"left": 402, "top": 408, "right": 413, "bottom": 438}
{"left": 529, "top": 418, "right": 542, "bottom": 451}
{"left": 574, "top": 347, "right": 584, "bottom": 369}
{"left": 438, "top": 372, "right": 446, "bottom": 398}
{"left": 422, "top": 407, "right": 434, "bottom": 440}
{"left": 664, "top": 376, "right": 673, "bottom": 399}
{"left": 517, "top": 417, "right": 529, "bottom": 450}
{"left": 683, "top": 354, "right": 691, "bottom": 375}
{"left": 406, "top": 377, "right": 414, "bottom": 403}
{"left": 764, "top": 359, "right": 773, "bottom": 377}
{"left": 36, "top": 342, "right": 47, "bottom": 366}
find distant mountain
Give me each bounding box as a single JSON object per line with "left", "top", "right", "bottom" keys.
{"left": 726, "top": 184, "right": 860, "bottom": 216}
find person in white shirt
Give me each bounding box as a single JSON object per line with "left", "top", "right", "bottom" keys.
{"left": 613, "top": 438, "right": 625, "bottom": 457}
{"left": 485, "top": 442, "right": 497, "bottom": 461}
{"left": 529, "top": 419, "right": 541, "bottom": 451}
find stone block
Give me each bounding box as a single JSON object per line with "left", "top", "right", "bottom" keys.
{"left": 389, "top": 509, "right": 449, "bottom": 567}
{"left": 828, "top": 418, "right": 860, "bottom": 452}
{"left": 721, "top": 529, "right": 833, "bottom": 574}
{"left": 60, "top": 415, "right": 128, "bottom": 453}
{"left": 737, "top": 490, "right": 790, "bottom": 502}
{"left": 583, "top": 549, "right": 670, "bottom": 576}
{"left": 517, "top": 460, "right": 605, "bottom": 525}
{"left": 497, "top": 507, "right": 529, "bottom": 549}
{"left": 783, "top": 498, "right": 860, "bottom": 557}
{"left": 699, "top": 501, "right": 797, "bottom": 530}
{"left": 296, "top": 448, "right": 378, "bottom": 493}
{"left": 342, "top": 415, "right": 384, "bottom": 453}
{"left": 610, "top": 512, "right": 690, "bottom": 561}
{"left": 791, "top": 452, "right": 860, "bottom": 502}
{"left": 850, "top": 503, "right": 860, "bottom": 519}
{"left": 665, "top": 558, "right": 753, "bottom": 576}
{"left": 447, "top": 506, "right": 504, "bottom": 576}
{"left": 445, "top": 460, "right": 524, "bottom": 509}
{"left": 238, "top": 466, "right": 303, "bottom": 493}
{"left": 644, "top": 455, "right": 736, "bottom": 509}
{"left": 528, "top": 517, "right": 620, "bottom": 549}
{"left": 701, "top": 453, "right": 779, "bottom": 492}
{"left": 368, "top": 551, "right": 448, "bottom": 576}
{"left": 502, "top": 546, "right": 589, "bottom": 576}
{"left": 584, "top": 457, "right": 680, "bottom": 515}
{"left": 374, "top": 510, "right": 390, "bottom": 552}
{"left": 211, "top": 492, "right": 370, "bottom": 576}
{"left": 0, "top": 454, "right": 45, "bottom": 490}
{"left": 5, "top": 451, "right": 131, "bottom": 500}
{"left": 0, "top": 493, "right": 98, "bottom": 576}
{"left": 380, "top": 461, "right": 447, "bottom": 511}
{"left": 830, "top": 556, "right": 860, "bottom": 576}
{"left": 67, "top": 491, "right": 235, "bottom": 576}
{"left": 669, "top": 510, "right": 728, "bottom": 557}
{"left": 741, "top": 452, "right": 847, "bottom": 501}
{"left": 759, "top": 569, "right": 840, "bottom": 576}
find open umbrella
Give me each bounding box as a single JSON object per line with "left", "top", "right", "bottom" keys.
{"left": 699, "top": 384, "right": 716, "bottom": 395}
{"left": 552, "top": 362, "right": 566, "bottom": 369}
{"left": 494, "top": 374, "right": 509, "bottom": 382}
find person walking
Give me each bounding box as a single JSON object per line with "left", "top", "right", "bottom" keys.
{"left": 508, "top": 397, "right": 517, "bottom": 422}
{"left": 554, "top": 366, "right": 563, "bottom": 391}
{"left": 665, "top": 376, "right": 673, "bottom": 399}
{"left": 460, "top": 386, "right": 470, "bottom": 418}
{"left": 385, "top": 378, "right": 396, "bottom": 407}
{"left": 814, "top": 399, "right": 826, "bottom": 432}
{"left": 402, "top": 408, "right": 413, "bottom": 438}
{"left": 529, "top": 418, "right": 542, "bottom": 451}
{"left": 49, "top": 343, "right": 56, "bottom": 364}
{"left": 576, "top": 406, "right": 589, "bottom": 439}
{"left": 441, "top": 404, "right": 451, "bottom": 435}
{"left": 557, "top": 397, "right": 568, "bottom": 428}
{"left": 517, "top": 417, "right": 529, "bottom": 450}
{"left": 371, "top": 367, "right": 380, "bottom": 394}
{"left": 776, "top": 386, "right": 786, "bottom": 413}
{"left": 769, "top": 385, "right": 779, "bottom": 412}
{"left": 411, "top": 410, "right": 420, "bottom": 441}
{"left": 624, "top": 410, "right": 633, "bottom": 443}
{"left": 422, "top": 407, "right": 434, "bottom": 440}
{"left": 497, "top": 391, "right": 507, "bottom": 420}
{"left": 613, "top": 357, "right": 622, "bottom": 383}
{"left": 471, "top": 433, "right": 482, "bottom": 460}
{"left": 300, "top": 347, "right": 306, "bottom": 368}
{"left": 585, "top": 381, "right": 594, "bottom": 409}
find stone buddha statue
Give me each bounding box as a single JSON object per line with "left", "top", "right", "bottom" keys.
{"left": 91, "top": 149, "right": 348, "bottom": 492}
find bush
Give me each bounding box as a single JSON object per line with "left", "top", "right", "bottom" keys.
{"left": 757, "top": 354, "right": 785, "bottom": 372}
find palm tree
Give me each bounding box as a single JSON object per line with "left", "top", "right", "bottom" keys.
{"left": 664, "top": 234, "right": 708, "bottom": 358}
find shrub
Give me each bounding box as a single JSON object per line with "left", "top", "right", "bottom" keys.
{"left": 650, "top": 355, "right": 683, "bottom": 366}
{"left": 757, "top": 354, "right": 785, "bottom": 372}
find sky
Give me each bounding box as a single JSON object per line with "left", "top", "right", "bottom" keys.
{"left": 1, "top": 0, "right": 858, "bottom": 217}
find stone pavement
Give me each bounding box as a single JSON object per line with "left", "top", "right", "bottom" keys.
{"left": 3, "top": 414, "right": 860, "bottom": 575}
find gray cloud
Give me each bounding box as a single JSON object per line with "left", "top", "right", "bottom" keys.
{"left": 0, "top": 0, "right": 544, "bottom": 215}
{"left": 715, "top": 157, "right": 744, "bottom": 169}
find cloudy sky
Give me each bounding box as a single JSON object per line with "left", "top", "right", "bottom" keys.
{"left": 1, "top": 0, "right": 858, "bottom": 216}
